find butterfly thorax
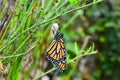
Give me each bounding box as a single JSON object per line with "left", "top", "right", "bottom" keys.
{"left": 55, "top": 33, "right": 63, "bottom": 41}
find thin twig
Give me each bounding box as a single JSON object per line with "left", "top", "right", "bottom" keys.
{"left": 33, "top": 50, "right": 98, "bottom": 80}
{"left": 0, "top": 0, "right": 103, "bottom": 52}
{"left": 0, "top": 44, "right": 36, "bottom": 59}
{"left": 62, "top": 0, "right": 103, "bottom": 15}
{"left": 56, "top": 0, "right": 68, "bottom": 12}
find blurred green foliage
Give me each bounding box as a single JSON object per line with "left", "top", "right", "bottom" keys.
{"left": 85, "top": 0, "right": 120, "bottom": 80}
{"left": 68, "top": 0, "right": 79, "bottom": 5}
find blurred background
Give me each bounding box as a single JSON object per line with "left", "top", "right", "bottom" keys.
{"left": 0, "top": 0, "right": 120, "bottom": 80}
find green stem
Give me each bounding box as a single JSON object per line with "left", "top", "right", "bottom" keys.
{"left": 0, "top": 0, "right": 103, "bottom": 53}
{"left": 0, "top": 44, "right": 35, "bottom": 59}
{"left": 62, "top": 0, "right": 103, "bottom": 15}
{"left": 33, "top": 50, "right": 98, "bottom": 80}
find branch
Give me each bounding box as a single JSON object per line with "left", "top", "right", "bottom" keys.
{"left": 0, "top": 44, "right": 35, "bottom": 59}
{"left": 62, "top": 0, "right": 103, "bottom": 15}
{"left": 33, "top": 50, "right": 98, "bottom": 80}
{"left": 0, "top": 0, "right": 103, "bottom": 51}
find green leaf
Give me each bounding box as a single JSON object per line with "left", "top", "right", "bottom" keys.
{"left": 93, "top": 0, "right": 96, "bottom": 2}
{"left": 91, "top": 43, "right": 95, "bottom": 52}
{"left": 84, "top": 46, "right": 92, "bottom": 55}
{"left": 68, "top": 0, "right": 78, "bottom": 5}
{"left": 74, "top": 42, "right": 79, "bottom": 55}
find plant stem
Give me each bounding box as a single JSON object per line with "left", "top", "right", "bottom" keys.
{"left": 0, "top": 0, "right": 103, "bottom": 52}
{"left": 33, "top": 50, "right": 98, "bottom": 80}
{"left": 0, "top": 44, "right": 35, "bottom": 59}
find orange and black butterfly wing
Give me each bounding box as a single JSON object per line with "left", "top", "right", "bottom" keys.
{"left": 57, "top": 61, "right": 66, "bottom": 72}
{"left": 55, "top": 38, "right": 66, "bottom": 62}
{"left": 56, "top": 38, "right": 66, "bottom": 72}
{"left": 45, "top": 38, "right": 66, "bottom": 65}
{"left": 45, "top": 33, "right": 66, "bottom": 72}
{"left": 45, "top": 40, "right": 58, "bottom": 65}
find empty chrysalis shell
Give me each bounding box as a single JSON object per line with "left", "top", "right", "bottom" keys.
{"left": 50, "top": 23, "right": 59, "bottom": 38}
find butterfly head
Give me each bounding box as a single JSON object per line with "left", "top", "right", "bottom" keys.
{"left": 55, "top": 33, "right": 63, "bottom": 41}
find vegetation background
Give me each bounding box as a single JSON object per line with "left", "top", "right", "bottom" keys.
{"left": 0, "top": 0, "right": 120, "bottom": 80}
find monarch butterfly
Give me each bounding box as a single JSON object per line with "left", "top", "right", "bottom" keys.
{"left": 45, "top": 33, "right": 66, "bottom": 72}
